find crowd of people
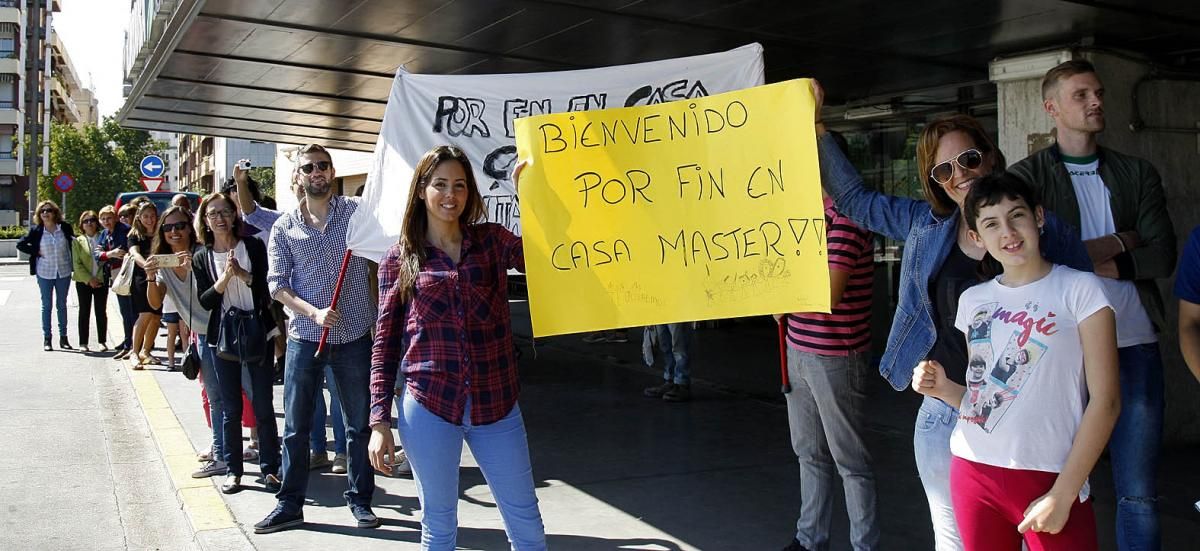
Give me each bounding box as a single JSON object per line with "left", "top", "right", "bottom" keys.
{"left": 13, "top": 59, "right": 1200, "bottom": 551}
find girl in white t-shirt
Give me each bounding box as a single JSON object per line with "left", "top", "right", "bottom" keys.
{"left": 912, "top": 173, "right": 1120, "bottom": 551}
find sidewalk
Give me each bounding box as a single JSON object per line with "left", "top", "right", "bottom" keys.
{"left": 10, "top": 258, "right": 1195, "bottom": 549}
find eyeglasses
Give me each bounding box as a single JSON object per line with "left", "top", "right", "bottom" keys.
{"left": 930, "top": 148, "right": 984, "bottom": 185}
{"left": 161, "top": 221, "right": 190, "bottom": 232}
{"left": 39, "top": 208, "right": 54, "bottom": 214}
{"left": 83, "top": 218, "right": 98, "bottom": 224}
{"left": 205, "top": 208, "right": 235, "bottom": 220}
{"left": 298, "top": 161, "right": 332, "bottom": 174}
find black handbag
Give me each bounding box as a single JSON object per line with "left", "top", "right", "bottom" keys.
{"left": 217, "top": 306, "right": 264, "bottom": 363}
{"left": 181, "top": 342, "right": 201, "bottom": 380}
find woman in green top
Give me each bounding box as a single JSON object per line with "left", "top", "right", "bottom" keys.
{"left": 71, "top": 210, "right": 108, "bottom": 352}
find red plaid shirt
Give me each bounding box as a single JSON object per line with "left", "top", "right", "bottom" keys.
{"left": 370, "top": 223, "right": 524, "bottom": 427}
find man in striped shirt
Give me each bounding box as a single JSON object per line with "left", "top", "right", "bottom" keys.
{"left": 779, "top": 185, "right": 879, "bottom": 551}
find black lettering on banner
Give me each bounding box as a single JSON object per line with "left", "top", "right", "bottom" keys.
{"left": 482, "top": 194, "right": 521, "bottom": 234}
{"left": 432, "top": 96, "right": 490, "bottom": 137}
{"left": 504, "top": 98, "right": 551, "bottom": 138}
{"left": 658, "top": 221, "right": 795, "bottom": 268}
{"left": 483, "top": 146, "right": 518, "bottom": 190}
{"left": 538, "top": 99, "right": 748, "bottom": 154}
{"left": 576, "top": 169, "right": 653, "bottom": 207}
{"left": 625, "top": 80, "right": 710, "bottom": 107}
{"left": 568, "top": 93, "right": 607, "bottom": 111}
{"left": 551, "top": 239, "right": 631, "bottom": 270}
{"left": 675, "top": 163, "right": 725, "bottom": 200}
{"left": 540, "top": 123, "right": 567, "bottom": 154}
{"left": 786, "top": 217, "right": 825, "bottom": 255}
{"left": 746, "top": 159, "right": 784, "bottom": 199}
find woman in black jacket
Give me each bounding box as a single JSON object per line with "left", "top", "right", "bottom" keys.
{"left": 17, "top": 200, "right": 76, "bottom": 351}
{"left": 192, "top": 192, "right": 280, "bottom": 495}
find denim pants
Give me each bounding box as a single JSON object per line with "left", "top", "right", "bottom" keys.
{"left": 75, "top": 282, "right": 108, "bottom": 346}
{"left": 1110, "top": 343, "right": 1164, "bottom": 551}
{"left": 785, "top": 349, "right": 879, "bottom": 551}
{"left": 914, "top": 395, "right": 963, "bottom": 551}
{"left": 212, "top": 338, "right": 280, "bottom": 478}
{"left": 197, "top": 334, "right": 226, "bottom": 459}
{"left": 277, "top": 336, "right": 374, "bottom": 512}
{"left": 643, "top": 323, "right": 692, "bottom": 384}
{"left": 116, "top": 294, "right": 135, "bottom": 349}
{"left": 396, "top": 388, "right": 546, "bottom": 551}
{"left": 311, "top": 366, "right": 347, "bottom": 455}
{"left": 37, "top": 276, "right": 70, "bottom": 339}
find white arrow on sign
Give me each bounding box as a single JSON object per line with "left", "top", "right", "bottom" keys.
{"left": 140, "top": 154, "right": 166, "bottom": 178}
{"left": 143, "top": 161, "right": 162, "bottom": 172}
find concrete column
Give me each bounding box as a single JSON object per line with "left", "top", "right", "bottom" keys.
{"left": 991, "top": 49, "right": 1200, "bottom": 444}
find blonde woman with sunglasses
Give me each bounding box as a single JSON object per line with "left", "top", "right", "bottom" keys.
{"left": 810, "top": 81, "right": 1093, "bottom": 550}
{"left": 17, "top": 200, "right": 75, "bottom": 351}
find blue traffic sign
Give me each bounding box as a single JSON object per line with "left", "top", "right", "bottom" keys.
{"left": 140, "top": 154, "right": 166, "bottom": 178}
{"left": 53, "top": 172, "right": 74, "bottom": 193}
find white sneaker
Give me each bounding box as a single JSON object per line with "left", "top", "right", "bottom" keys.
{"left": 331, "top": 453, "right": 347, "bottom": 474}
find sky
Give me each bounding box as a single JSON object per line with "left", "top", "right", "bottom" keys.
{"left": 54, "top": 0, "right": 129, "bottom": 119}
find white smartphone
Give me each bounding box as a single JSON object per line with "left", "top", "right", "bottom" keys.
{"left": 150, "top": 254, "right": 182, "bottom": 268}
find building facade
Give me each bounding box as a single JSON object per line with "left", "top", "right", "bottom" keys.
{"left": 177, "top": 135, "right": 274, "bottom": 194}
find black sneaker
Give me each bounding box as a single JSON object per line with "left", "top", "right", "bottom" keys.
{"left": 350, "top": 504, "right": 380, "bottom": 529}
{"left": 59, "top": 337, "right": 73, "bottom": 350}
{"left": 643, "top": 381, "right": 674, "bottom": 398}
{"left": 782, "top": 539, "right": 812, "bottom": 551}
{"left": 254, "top": 505, "right": 304, "bottom": 534}
{"left": 663, "top": 384, "right": 691, "bottom": 402}
{"left": 43, "top": 337, "right": 52, "bottom": 351}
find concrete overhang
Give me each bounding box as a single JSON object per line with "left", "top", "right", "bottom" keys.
{"left": 118, "top": 0, "right": 1200, "bottom": 151}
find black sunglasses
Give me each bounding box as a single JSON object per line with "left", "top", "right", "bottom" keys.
{"left": 39, "top": 208, "right": 54, "bottom": 214}
{"left": 83, "top": 218, "right": 98, "bottom": 224}
{"left": 930, "top": 148, "right": 984, "bottom": 185}
{"left": 298, "top": 160, "right": 332, "bottom": 174}
{"left": 161, "top": 221, "right": 191, "bottom": 233}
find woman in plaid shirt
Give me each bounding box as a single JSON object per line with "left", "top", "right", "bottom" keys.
{"left": 368, "top": 145, "right": 546, "bottom": 550}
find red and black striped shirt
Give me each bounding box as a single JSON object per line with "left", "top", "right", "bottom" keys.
{"left": 785, "top": 197, "right": 874, "bottom": 355}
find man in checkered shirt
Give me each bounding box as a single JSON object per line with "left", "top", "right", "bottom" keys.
{"left": 255, "top": 144, "right": 379, "bottom": 534}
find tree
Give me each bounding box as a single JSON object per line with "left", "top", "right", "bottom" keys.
{"left": 248, "top": 166, "right": 275, "bottom": 198}
{"left": 36, "top": 117, "right": 166, "bottom": 223}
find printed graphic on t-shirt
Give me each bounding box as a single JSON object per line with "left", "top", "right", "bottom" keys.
{"left": 961, "top": 301, "right": 1053, "bottom": 432}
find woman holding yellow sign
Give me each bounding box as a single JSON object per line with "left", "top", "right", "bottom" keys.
{"left": 368, "top": 145, "right": 546, "bottom": 550}
{"left": 811, "top": 81, "right": 1092, "bottom": 550}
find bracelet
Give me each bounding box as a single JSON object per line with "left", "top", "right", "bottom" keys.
{"left": 1111, "top": 233, "right": 1127, "bottom": 253}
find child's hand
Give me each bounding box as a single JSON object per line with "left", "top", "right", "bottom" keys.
{"left": 1018, "top": 491, "right": 1073, "bottom": 535}
{"left": 911, "top": 360, "right": 947, "bottom": 396}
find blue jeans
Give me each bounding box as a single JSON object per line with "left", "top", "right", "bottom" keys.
{"left": 785, "top": 349, "right": 879, "bottom": 551}
{"left": 277, "top": 336, "right": 374, "bottom": 512}
{"left": 310, "top": 366, "right": 347, "bottom": 455}
{"left": 212, "top": 339, "right": 280, "bottom": 478}
{"left": 644, "top": 323, "right": 692, "bottom": 384}
{"left": 197, "top": 334, "right": 226, "bottom": 460}
{"left": 913, "top": 396, "right": 962, "bottom": 551}
{"left": 116, "top": 294, "right": 135, "bottom": 349}
{"left": 396, "top": 389, "right": 546, "bottom": 551}
{"left": 1110, "top": 343, "right": 1164, "bottom": 551}
{"left": 37, "top": 276, "right": 70, "bottom": 339}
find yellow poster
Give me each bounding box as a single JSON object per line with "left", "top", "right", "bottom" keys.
{"left": 514, "top": 79, "right": 829, "bottom": 337}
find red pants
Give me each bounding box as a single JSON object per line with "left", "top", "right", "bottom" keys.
{"left": 199, "top": 372, "right": 256, "bottom": 428}
{"left": 950, "top": 457, "right": 1097, "bottom": 551}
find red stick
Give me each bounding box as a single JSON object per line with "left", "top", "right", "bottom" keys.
{"left": 315, "top": 249, "right": 353, "bottom": 358}
{"left": 778, "top": 318, "right": 791, "bottom": 394}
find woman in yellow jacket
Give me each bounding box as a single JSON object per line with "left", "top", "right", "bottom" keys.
{"left": 71, "top": 210, "right": 109, "bottom": 352}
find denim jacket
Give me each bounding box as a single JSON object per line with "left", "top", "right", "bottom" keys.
{"left": 817, "top": 133, "right": 1094, "bottom": 390}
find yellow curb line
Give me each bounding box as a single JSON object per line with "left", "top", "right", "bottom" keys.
{"left": 126, "top": 366, "right": 238, "bottom": 533}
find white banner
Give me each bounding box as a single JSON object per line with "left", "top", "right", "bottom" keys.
{"left": 348, "top": 43, "right": 765, "bottom": 262}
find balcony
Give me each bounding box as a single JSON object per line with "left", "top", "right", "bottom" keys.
{"left": 0, "top": 155, "right": 17, "bottom": 176}
{"left": 0, "top": 52, "right": 17, "bottom": 76}
{"left": 0, "top": 4, "right": 19, "bottom": 27}
{"left": 0, "top": 101, "right": 18, "bottom": 125}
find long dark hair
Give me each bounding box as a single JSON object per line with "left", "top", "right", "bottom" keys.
{"left": 151, "top": 206, "right": 196, "bottom": 255}
{"left": 390, "top": 145, "right": 486, "bottom": 303}
{"left": 963, "top": 173, "right": 1043, "bottom": 279}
